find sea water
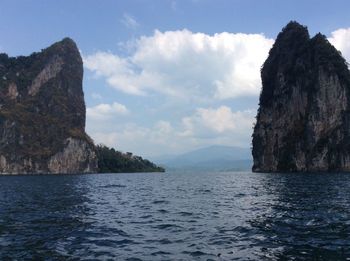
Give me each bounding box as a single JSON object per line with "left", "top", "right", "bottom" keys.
{"left": 0, "top": 171, "right": 349, "bottom": 260}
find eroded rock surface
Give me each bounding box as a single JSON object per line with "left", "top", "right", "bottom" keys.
{"left": 0, "top": 38, "right": 97, "bottom": 174}
{"left": 252, "top": 21, "right": 350, "bottom": 172}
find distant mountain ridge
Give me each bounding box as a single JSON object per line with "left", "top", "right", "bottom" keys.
{"left": 153, "top": 145, "right": 252, "bottom": 171}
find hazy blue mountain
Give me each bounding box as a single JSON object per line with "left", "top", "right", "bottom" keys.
{"left": 152, "top": 145, "right": 252, "bottom": 171}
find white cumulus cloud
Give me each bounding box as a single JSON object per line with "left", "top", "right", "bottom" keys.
{"left": 328, "top": 27, "right": 350, "bottom": 64}
{"left": 88, "top": 107, "right": 255, "bottom": 157}
{"left": 180, "top": 106, "right": 255, "bottom": 137}
{"left": 87, "top": 102, "right": 129, "bottom": 120}
{"left": 83, "top": 26, "right": 350, "bottom": 157}
{"left": 84, "top": 29, "right": 274, "bottom": 100}
{"left": 198, "top": 106, "right": 252, "bottom": 133}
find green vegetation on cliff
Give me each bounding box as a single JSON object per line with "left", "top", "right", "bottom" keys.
{"left": 96, "top": 145, "right": 165, "bottom": 173}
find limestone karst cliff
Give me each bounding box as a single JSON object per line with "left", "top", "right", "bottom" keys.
{"left": 0, "top": 38, "right": 98, "bottom": 174}
{"left": 252, "top": 21, "right": 350, "bottom": 172}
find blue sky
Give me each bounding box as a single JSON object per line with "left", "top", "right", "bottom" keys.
{"left": 1, "top": 0, "right": 350, "bottom": 157}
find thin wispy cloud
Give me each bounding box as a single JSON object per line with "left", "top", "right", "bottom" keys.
{"left": 121, "top": 13, "right": 139, "bottom": 29}
{"left": 171, "top": 1, "right": 177, "bottom": 11}
{"left": 91, "top": 92, "right": 103, "bottom": 100}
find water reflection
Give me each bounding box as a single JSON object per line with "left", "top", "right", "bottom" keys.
{"left": 0, "top": 175, "right": 92, "bottom": 259}
{"left": 248, "top": 173, "right": 350, "bottom": 260}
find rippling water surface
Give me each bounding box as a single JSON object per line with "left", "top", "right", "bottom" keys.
{"left": 1, "top": 171, "right": 350, "bottom": 260}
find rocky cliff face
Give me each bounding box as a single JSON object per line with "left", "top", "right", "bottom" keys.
{"left": 0, "top": 38, "right": 97, "bottom": 174}
{"left": 252, "top": 21, "right": 350, "bottom": 172}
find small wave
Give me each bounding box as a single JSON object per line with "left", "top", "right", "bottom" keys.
{"left": 115, "top": 239, "right": 136, "bottom": 245}
{"left": 182, "top": 250, "right": 211, "bottom": 257}
{"left": 108, "top": 228, "right": 129, "bottom": 237}
{"left": 88, "top": 238, "right": 131, "bottom": 248}
{"left": 100, "top": 184, "right": 126, "bottom": 188}
{"left": 196, "top": 189, "right": 212, "bottom": 194}
{"left": 159, "top": 238, "right": 172, "bottom": 244}
{"left": 139, "top": 214, "right": 152, "bottom": 219}
{"left": 153, "top": 224, "right": 182, "bottom": 230}
{"left": 152, "top": 200, "right": 169, "bottom": 204}
{"left": 151, "top": 250, "right": 171, "bottom": 256}
{"left": 178, "top": 211, "right": 193, "bottom": 216}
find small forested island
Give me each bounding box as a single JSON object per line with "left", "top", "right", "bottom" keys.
{"left": 0, "top": 38, "right": 163, "bottom": 174}
{"left": 252, "top": 21, "right": 350, "bottom": 172}
{"left": 96, "top": 145, "right": 164, "bottom": 173}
